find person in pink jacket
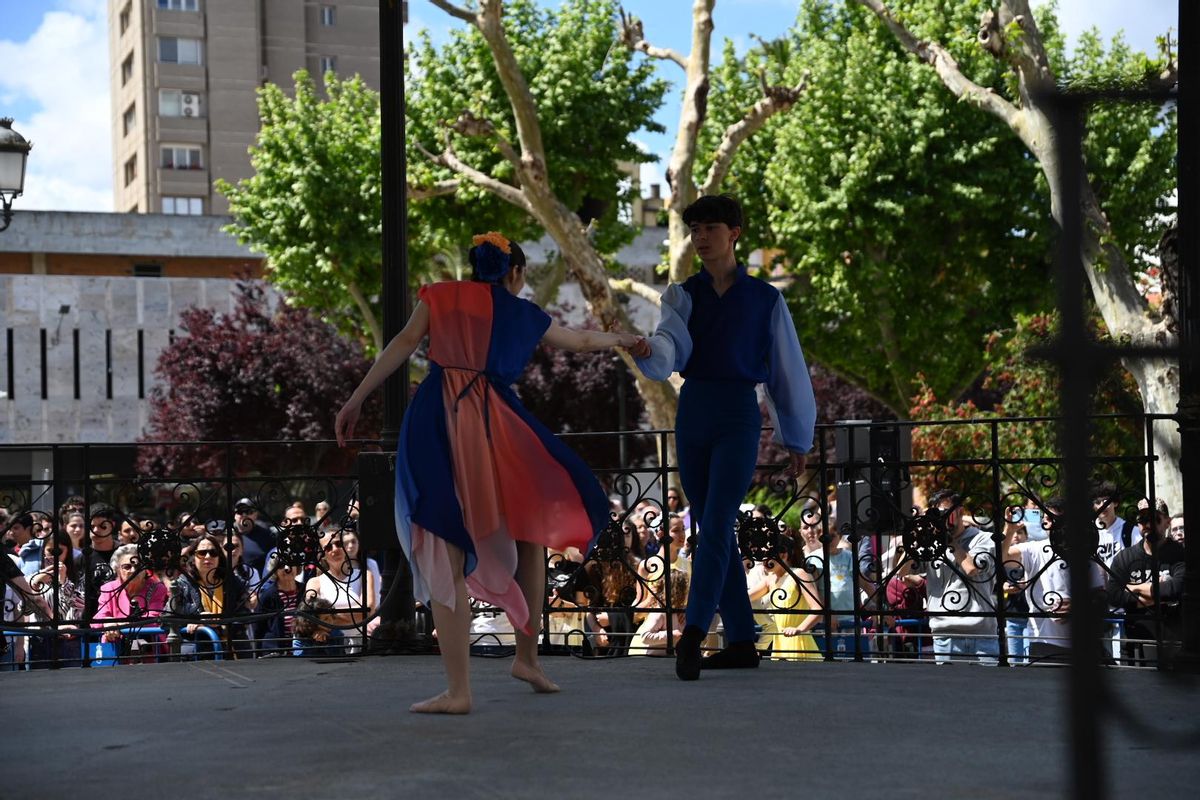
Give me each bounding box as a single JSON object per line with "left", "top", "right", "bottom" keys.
{"left": 94, "top": 544, "right": 168, "bottom": 659}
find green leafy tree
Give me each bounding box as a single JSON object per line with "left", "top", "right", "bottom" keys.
{"left": 850, "top": 0, "right": 1180, "bottom": 516}
{"left": 217, "top": 72, "right": 387, "bottom": 351}
{"left": 728, "top": 0, "right": 1051, "bottom": 414}
{"left": 406, "top": 0, "right": 666, "bottom": 264}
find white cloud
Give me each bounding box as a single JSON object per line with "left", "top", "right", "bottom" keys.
{"left": 0, "top": 1, "right": 112, "bottom": 211}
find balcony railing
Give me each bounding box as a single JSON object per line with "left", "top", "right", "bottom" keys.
{"left": 0, "top": 414, "right": 1182, "bottom": 671}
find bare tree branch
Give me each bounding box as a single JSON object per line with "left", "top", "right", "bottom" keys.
{"left": 448, "top": 110, "right": 522, "bottom": 168}
{"left": 977, "top": 3, "right": 1055, "bottom": 109}
{"left": 428, "top": 0, "right": 476, "bottom": 24}
{"left": 437, "top": 0, "right": 548, "bottom": 176}
{"left": 438, "top": 132, "right": 531, "bottom": 212}
{"left": 701, "top": 70, "right": 811, "bottom": 195}
{"left": 609, "top": 277, "right": 662, "bottom": 307}
{"left": 408, "top": 180, "right": 460, "bottom": 201}
{"left": 619, "top": 8, "right": 687, "bottom": 70}
{"left": 664, "top": 0, "right": 717, "bottom": 282}
{"left": 853, "top": 0, "right": 1019, "bottom": 126}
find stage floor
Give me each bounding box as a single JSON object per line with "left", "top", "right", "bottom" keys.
{"left": 4, "top": 655, "right": 1198, "bottom": 799}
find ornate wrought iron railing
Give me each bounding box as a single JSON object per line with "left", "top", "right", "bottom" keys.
{"left": 0, "top": 415, "right": 1182, "bottom": 670}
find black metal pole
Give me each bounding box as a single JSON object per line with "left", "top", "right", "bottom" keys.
{"left": 381, "top": 0, "right": 409, "bottom": 434}
{"left": 365, "top": 0, "right": 414, "bottom": 648}
{"left": 1049, "top": 97, "right": 1105, "bottom": 800}
{"left": 1176, "top": 0, "right": 1200, "bottom": 666}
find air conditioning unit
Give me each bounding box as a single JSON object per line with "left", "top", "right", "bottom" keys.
{"left": 181, "top": 93, "right": 201, "bottom": 116}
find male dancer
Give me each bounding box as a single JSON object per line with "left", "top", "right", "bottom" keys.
{"left": 629, "top": 195, "right": 816, "bottom": 680}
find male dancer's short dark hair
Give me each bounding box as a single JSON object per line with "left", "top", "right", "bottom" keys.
{"left": 682, "top": 194, "right": 743, "bottom": 229}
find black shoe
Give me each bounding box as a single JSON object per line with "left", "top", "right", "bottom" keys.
{"left": 701, "top": 640, "right": 761, "bottom": 670}
{"left": 675, "top": 625, "right": 704, "bottom": 681}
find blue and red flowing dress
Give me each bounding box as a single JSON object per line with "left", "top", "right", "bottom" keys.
{"left": 395, "top": 281, "right": 609, "bottom": 634}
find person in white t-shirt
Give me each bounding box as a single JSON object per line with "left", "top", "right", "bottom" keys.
{"left": 1092, "top": 481, "right": 1140, "bottom": 567}
{"left": 1004, "top": 497, "right": 1073, "bottom": 662}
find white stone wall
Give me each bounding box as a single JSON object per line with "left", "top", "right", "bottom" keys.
{"left": 0, "top": 275, "right": 245, "bottom": 444}
{"left": 0, "top": 271, "right": 669, "bottom": 446}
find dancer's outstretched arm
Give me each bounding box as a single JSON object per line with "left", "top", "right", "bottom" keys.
{"left": 625, "top": 284, "right": 692, "bottom": 379}
{"left": 542, "top": 323, "right": 642, "bottom": 354}
{"left": 335, "top": 302, "right": 431, "bottom": 445}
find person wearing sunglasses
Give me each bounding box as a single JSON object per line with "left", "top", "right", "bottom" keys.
{"left": 172, "top": 534, "right": 250, "bottom": 658}
{"left": 93, "top": 544, "right": 168, "bottom": 662}
{"left": 301, "top": 529, "right": 374, "bottom": 654}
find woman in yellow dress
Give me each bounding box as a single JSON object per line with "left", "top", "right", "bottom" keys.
{"left": 761, "top": 541, "right": 821, "bottom": 661}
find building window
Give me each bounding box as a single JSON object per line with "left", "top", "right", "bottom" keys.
{"left": 159, "top": 89, "right": 204, "bottom": 118}
{"left": 158, "top": 37, "right": 202, "bottom": 65}
{"left": 162, "top": 196, "right": 203, "bottom": 215}
{"left": 121, "top": 53, "right": 134, "bottom": 85}
{"left": 319, "top": 55, "right": 337, "bottom": 75}
{"left": 119, "top": 3, "right": 132, "bottom": 34}
{"left": 320, "top": 5, "right": 336, "bottom": 26}
{"left": 161, "top": 145, "right": 203, "bottom": 170}
{"left": 123, "top": 155, "right": 137, "bottom": 186}
{"left": 122, "top": 104, "right": 136, "bottom": 136}
{"left": 158, "top": 0, "right": 199, "bottom": 10}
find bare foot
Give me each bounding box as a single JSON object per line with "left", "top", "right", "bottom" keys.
{"left": 511, "top": 660, "right": 561, "bottom": 693}
{"left": 409, "top": 690, "right": 471, "bottom": 714}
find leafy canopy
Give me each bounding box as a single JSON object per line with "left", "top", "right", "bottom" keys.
{"left": 405, "top": 0, "right": 667, "bottom": 262}
{"left": 217, "top": 72, "right": 384, "bottom": 349}
{"left": 702, "top": 0, "right": 1174, "bottom": 420}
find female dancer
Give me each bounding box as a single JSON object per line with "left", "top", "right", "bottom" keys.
{"left": 335, "top": 232, "right": 641, "bottom": 713}
{"left": 628, "top": 195, "right": 816, "bottom": 680}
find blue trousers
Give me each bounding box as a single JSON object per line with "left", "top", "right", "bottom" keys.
{"left": 676, "top": 380, "right": 760, "bottom": 645}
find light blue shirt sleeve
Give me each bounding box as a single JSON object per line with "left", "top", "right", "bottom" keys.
{"left": 634, "top": 283, "right": 693, "bottom": 381}
{"left": 763, "top": 293, "right": 816, "bottom": 454}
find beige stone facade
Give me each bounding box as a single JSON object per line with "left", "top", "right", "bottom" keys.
{"left": 108, "top": 0, "right": 381, "bottom": 216}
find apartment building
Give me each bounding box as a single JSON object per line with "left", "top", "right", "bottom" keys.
{"left": 108, "top": 0, "right": 381, "bottom": 216}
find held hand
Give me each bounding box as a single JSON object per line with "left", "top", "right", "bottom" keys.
{"left": 615, "top": 333, "right": 643, "bottom": 350}
{"left": 102, "top": 631, "right": 122, "bottom": 644}
{"left": 625, "top": 337, "right": 651, "bottom": 359}
{"left": 334, "top": 399, "right": 362, "bottom": 447}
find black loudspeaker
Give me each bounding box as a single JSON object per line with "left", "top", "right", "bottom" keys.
{"left": 835, "top": 421, "right": 913, "bottom": 534}
{"left": 356, "top": 452, "right": 399, "bottom": 551}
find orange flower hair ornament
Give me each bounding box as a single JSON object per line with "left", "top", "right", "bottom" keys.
{"left": 470, "top": 231, "right": 513, "bottom": 283}
{"left": 472, "top": 231, "right": 512, "bottom": 253}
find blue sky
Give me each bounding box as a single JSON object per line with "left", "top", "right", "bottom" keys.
{"left": 0, "top": 0, "right": 1179, "bottom": 211}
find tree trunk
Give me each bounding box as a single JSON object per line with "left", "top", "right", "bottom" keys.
{"left": 529, "top": 253, "right": 567, "bottom": 309}
{"left": 1031, "top": 115, "right": 1182, "bottom": 512}
{"left": 665, "top": 0, "right": 716, "bottom": 283}
{"left": 1124, "top": 357, "right": 1182, "bottom": 511}
{"left": 527, "top": 185, "right": 680, "bottom": 465}
{"left": 345, "top": 280, "right": 383, "bottom": 353}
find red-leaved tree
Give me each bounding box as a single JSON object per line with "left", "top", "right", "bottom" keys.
{"left": 137, "top": 282, "right": 381, "bottom": 476}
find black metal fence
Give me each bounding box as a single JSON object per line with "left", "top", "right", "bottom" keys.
{"left": 1, "top": 414, "right": 1182, "bottom": 671}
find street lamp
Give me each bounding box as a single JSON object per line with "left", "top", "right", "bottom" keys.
{"left": 0, "top": 118, "right": 33, "bottom": 233}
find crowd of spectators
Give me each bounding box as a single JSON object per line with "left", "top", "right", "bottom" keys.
{"left": 1, "top": 477, "right": 1187, "bottom": 670}
{"left": 1, "top": 495, "right": 375, "bottom": 669}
